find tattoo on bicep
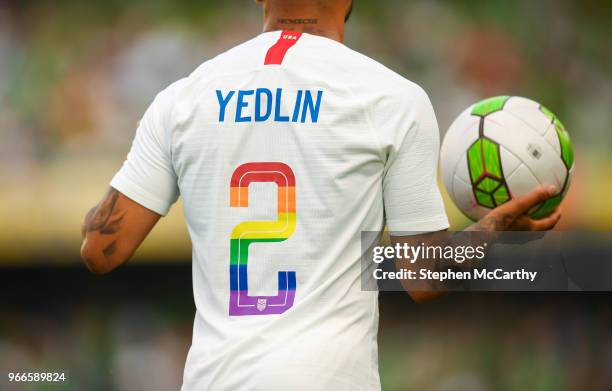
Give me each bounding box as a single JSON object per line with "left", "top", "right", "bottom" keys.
{"left": 85, "top": 189, "right": 124, "bottom": 234}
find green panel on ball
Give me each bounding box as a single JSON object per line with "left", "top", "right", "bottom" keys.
{"left": 467, "top": 139, "right": 484, "bottom": 183}
{"left": 475, "top": 190, "right": 495, "bottom": 208}
{"left": 471, "top": 96, "right": 510, "bottom": 117}
{"left": 477, "top": 177, "right": 500, "bottom": 192}
{"left": 467, "top": 137, "right": 503, "bottom": 183}
{"left": 481, "top": 138, "right": 502, "bottom": 178}
{"left": 539, "top": 105, "right": 574, "bottom": 169}
{"left": 493, "top": 185, "right": 510, "bottom": 205}
{"left": 530, "top": 194, "right": 562, "bottom": 219}
{"left": 555, "top": 126, "right": 574, "bottom": 169}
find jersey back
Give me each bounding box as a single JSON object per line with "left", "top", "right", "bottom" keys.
{"left": 111, "top": 30, "right": 449, "bottom": 391}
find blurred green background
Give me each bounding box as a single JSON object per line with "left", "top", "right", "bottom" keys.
{"left": 0, "top": 0, "right": 611, "bottom": 390}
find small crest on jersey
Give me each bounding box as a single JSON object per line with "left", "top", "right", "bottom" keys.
{"left": 257, "top": 298, "right": 267, "bottom": 311}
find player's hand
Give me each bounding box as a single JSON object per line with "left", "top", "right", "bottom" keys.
{"left": 471, "top": 186, "right": 562, "bottom": 231}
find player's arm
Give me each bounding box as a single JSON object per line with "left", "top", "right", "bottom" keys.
{"left": 378, "top": 84, "right": 450, "bottom": 302}
{"left": 80, "top": 80, "right": 184, "bottom": 274}
{"left": 80, "top": 188, "right": 161, "bottom": 274}
{"left": 379, "top": 85, "right": 562, "bottom": 303}
{"left": 391, "top": 186, "right": 562, "bottom": 303}
{"left": 390, "top": 230, "right": 449, "bottom": 303}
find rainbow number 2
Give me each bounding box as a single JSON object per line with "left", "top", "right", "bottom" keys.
{"left": 229, "top": 162, "right": 296, "bottom": 316}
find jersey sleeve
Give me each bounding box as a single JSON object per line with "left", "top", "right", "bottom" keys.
{"left": 379, "top": 85, "right": 449, "bottom": 232}
{"left": 110, "top": 82, "right": 182, "bottom": 216}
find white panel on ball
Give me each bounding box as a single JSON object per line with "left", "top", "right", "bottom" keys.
{"left": 504, "top": 97, "right": 552, "bottom": 136}
{"left": 484, "top": 110, "right": 567, "bottom": 193}
{"left": 503, "top": 96, "right": 539, "bottom": 110}
{"left": 440, "top": 110, "right": 480, "bottom": 196}
{"left": 452, "top": 175, "right": 487, "bottom": 220}
{"left": 506, "top": 164, "right": 541, "bottom": 198}
{"left": 454, "top": 147, "right": 471, "bottom": 184}
{"left": 543, "top": 125, "right": 562, "bottom": 156}
{"left": 498, "top": 145, "right": 521, "bottom": 179}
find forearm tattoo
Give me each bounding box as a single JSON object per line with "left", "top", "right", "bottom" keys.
{"left": 469, "top": 214, "right": 514, "bottom": 231}
{"left": 83, "top": 188, "right": 123, "bottom": 257}
{"left": 84, "top": 188, "right": 121, "bottom": 233}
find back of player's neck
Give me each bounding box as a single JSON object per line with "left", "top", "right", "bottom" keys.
{"left": 263, "top": 18, "right": 344, "bottom": 43}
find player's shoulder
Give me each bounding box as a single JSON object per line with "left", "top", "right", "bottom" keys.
{"left": 189, "top": 33, "right": 274, "bottom": 78}
{"left": 320, "top": 39, "right": 430, "bottom": 101}
{"left": 356, "top": 54, "right": 428, "bottom": 101}
{"left": 143, "top": 36, "right": 266, "bottom": 121}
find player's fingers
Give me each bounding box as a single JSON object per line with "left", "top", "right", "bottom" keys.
{"left": 508, "top": 186, "right": 558, "bottom": 217}
{"left": 510, "top": 215, "right": 533, "bottom": 231}
{"left": 495, "top": 187, "right": 548, "bottom": 219}
{"left": 529, "top": 207, "right": 562, "bottom": 231}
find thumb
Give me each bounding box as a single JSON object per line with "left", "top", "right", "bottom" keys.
{"left": 511, "top": 186, "right": 558, "bottom": 216}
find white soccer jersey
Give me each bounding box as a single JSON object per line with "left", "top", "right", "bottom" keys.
{"left": 111, "top": 30, "right": 449, "bottom": 390}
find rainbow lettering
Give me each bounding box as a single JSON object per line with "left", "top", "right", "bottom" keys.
{"left": 229, "top": 162, "right": 296, "bottom": 316}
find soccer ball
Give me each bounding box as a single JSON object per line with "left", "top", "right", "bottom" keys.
{"left": 440, "top": 96, "right": 574, "bottom": 221}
